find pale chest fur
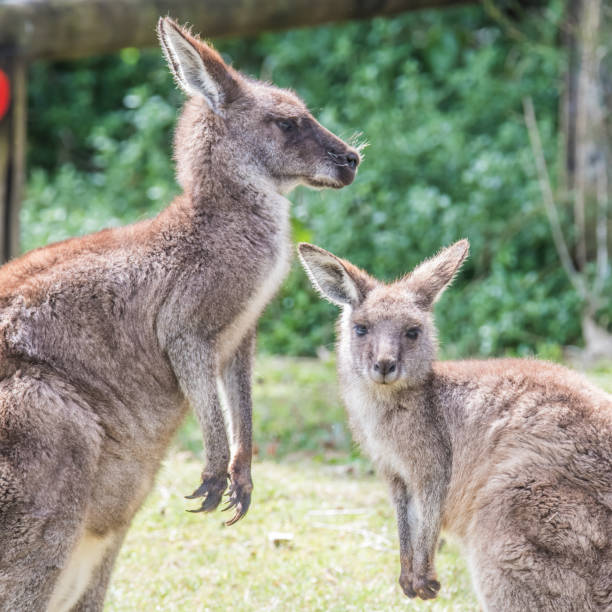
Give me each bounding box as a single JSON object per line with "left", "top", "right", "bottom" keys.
{"left": 342, "top": 382, "right": 409, "bottom": 482}
{"left": 217, "top": 194, "right": 291, "bottom": 366}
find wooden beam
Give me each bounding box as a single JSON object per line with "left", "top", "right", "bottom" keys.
{"left": 0, "top": 53, "right": 26, "bottom": 261}
{"left": 0, "top": 0, "right": 471, "bottom": 61}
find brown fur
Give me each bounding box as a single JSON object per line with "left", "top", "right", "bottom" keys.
{"left": 0, "top": 18, "right": 360, "bottom": 611}
{"left": 298, "top": 240, "right": 612, "bottom": 611}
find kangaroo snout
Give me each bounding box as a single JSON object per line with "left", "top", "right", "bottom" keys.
{"left": 328, "top": 149, "right": 360, "bottom": 169}
{"left": 327, "top": 147, "right": 360, "bottom": 185}
{"left": 371, "top": 357, "right": 399, "bottom": 384}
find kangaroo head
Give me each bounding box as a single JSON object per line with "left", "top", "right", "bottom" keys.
{"left": 298, "top": 240, "right": 469, "bottom": 389}
{"left": 158, "top": 17, "right": 361, "bottom": 195}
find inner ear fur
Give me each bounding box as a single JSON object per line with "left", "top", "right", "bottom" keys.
{"left": 402, "top": 239, "right": 469, "bottom": 309}
{"left": 157, "top": 17, "right": 242, "bottom": 112}
{"left": 297, "top": 243, "right": 374, "bottom": 307}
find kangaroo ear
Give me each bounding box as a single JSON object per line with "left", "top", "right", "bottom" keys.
{"left": 403, "top": 239, "right": 469, "bottom": 309}
{"left": 298, "top": 243, "right": 374, "bottom": 307}
{"left": 157, "top": 17, "right": 241, "bottom": 114}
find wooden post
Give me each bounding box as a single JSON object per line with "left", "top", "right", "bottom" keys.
{"left": 0, "top": 53, "right": 26, "bottom": 261}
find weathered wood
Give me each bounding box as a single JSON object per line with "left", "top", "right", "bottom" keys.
{"left": 0, "top": 54, "right": 26, "bottom": 260}
{"left": 0, "top": 0, "right": 470, "bottom": 61}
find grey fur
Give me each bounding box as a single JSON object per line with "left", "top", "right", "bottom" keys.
{"left": 298, "top": 240, "right": 612, "bottom": 611}
{"left": 0, "top": 17, "right": 359, "bottom": 611}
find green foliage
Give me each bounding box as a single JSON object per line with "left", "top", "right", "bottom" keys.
{"left": 25, "top": 50, "right": 179, "bottom": 251}
{"left": 24, "top": 2, "right": 601, "bottom": 357}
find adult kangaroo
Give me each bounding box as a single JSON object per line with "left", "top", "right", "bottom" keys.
{"left": 0, "top": 18, "right": 360, "bottom": 611}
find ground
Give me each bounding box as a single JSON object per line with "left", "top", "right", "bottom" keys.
{"left": 105, "top": 357, "right": 611, "bottom": 611}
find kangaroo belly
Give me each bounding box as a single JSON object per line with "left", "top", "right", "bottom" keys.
{"left": 47, "top": 531, "right": 114, "bottom": 612}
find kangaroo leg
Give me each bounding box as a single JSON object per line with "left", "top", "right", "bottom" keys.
{"left": 0, "top": 368, "right": 102, "bottom": 611}
{"left": 0, "top": 459, "right": 74, "bottom": 611}
{"left": 218, "top": 329, "right": 255, "bottom": 525}
{"left": 468, "top": 483, "right": 604, "bottom": 612}
{"left": 69, "top": 529, "right": 127, "bottom": 612}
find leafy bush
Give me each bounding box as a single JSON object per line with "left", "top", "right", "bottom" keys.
{"left": 25, "top": 49, "right": 180, "bottom": 250}
{"left": 25, "top": 2, "right": 605, "bottom": 357}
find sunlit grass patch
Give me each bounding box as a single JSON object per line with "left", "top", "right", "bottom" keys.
{"left": 106, "top": 456, "right": 477, "bottom": 611}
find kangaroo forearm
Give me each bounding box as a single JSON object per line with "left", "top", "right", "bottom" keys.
{"left": 412, "top": 486, "right": 445, "bottom": 574}
{"left": 389, "top": 476, "right": 414, "bottom": 563}
{"left": 199, "top": 392, "right": 231, "bottom": 471}
{"left": 217, "top": 331, "right": 255, "bottom": 524}
{"left": 221, "top": 331, "right": 255, "bottom": 464}
{"left": 390, "top": 477, "right": 416, "bottom": 598}
{"left": 166, "top": 335, "right": 230, "bottom": 470}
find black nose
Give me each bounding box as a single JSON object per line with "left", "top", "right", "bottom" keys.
{"left": 329, "top": 150, "right": 360, "bottom": 170}
{"left": 374, "top": 359, "right": 396, "bottom": 376}
{"left": 346, "top": 152, "right": 359, "bottom": 169}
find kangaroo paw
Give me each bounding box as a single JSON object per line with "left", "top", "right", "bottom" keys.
{"left": 399, "top": 575, "right": 417, "bottom": 598}
{"left": 222, "top": 469, "right": 253, "bottom": 526}
{"left": 413, "top": 576, "right": 441, "bottom": 600}
{"left": 185, "top": 473, "right": 228, "bottom": 513}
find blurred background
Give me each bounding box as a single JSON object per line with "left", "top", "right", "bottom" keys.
{"left": 2, "top": 1, "right": 611, "bottom": 608}
{"left": 15, "top": 0, "right": 611, "bottom": 362}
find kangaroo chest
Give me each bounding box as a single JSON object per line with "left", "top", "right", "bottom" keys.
{"left": 216, "top": 202, "right": 291, "bottom": 366}
{"left": 217, "top": 242, "right": 290, "bottom": 365}
{"left": 344, "top": 386, "right": 410, "bottom": 480}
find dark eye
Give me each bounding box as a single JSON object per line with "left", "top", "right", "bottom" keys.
{"left": 276, "top": 119, "right": 297, "bottom": 132}
{"left": 406, "top": 327, "right": 420, "bottom": 340}
{"left": 354, "top": 324, "right": 368, "bottom": 337}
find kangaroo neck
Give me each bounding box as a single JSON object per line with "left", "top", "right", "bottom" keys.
{"left": 190, "top": 167, "right": 281, "bottom": 212}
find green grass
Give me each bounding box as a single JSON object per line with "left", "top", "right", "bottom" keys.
{"left": 106, "top": 457, "right": 476, "bottom": 611}
{"left": 105, "top": 356, "right": 611, "bottom": 610}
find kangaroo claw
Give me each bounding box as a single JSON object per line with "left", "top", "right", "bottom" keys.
{"left": 222, "top": 481, "right": 251, "bottom": 526}
{"left": 185, "top": 473, "right": 228, "bottom": 513}
{"left": 413, "top": 576, "right": 441, "bottom": 600}
{"left": 399, "top": 567, "right": 440, "bottom": 600}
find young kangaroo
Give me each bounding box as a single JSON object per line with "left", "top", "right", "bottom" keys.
{"left": 0, "top": 18, "right": 360, "bottom": 611}
{"left": 299, "top": 240, "right": 612, "bottom": 611}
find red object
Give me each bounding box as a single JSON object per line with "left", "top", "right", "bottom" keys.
{"left": 0, "top": 70, "right": 10, "bottom": 120}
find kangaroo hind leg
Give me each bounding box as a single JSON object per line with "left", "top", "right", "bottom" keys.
{"left": 0, "top": 368, "right": 102, "bottom": 611}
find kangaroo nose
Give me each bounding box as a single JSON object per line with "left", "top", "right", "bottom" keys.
{"left": 346, "top": 151, "right": 359, "bottom": 169}
{"left": 374, "top": 359, "right": 396, "bottom": 376}
{"left": 329, "top": 150, "right": 360, "bottom": 169}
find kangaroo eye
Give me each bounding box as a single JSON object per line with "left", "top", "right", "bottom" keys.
{"left": 354, "top": 324, "right": 368, "bottom": 337}
{"left": 276, "top": 119, "right": 297, "bottom": 132}
{"left": 406, "top": 327, "right": 420, "bottom": 340}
